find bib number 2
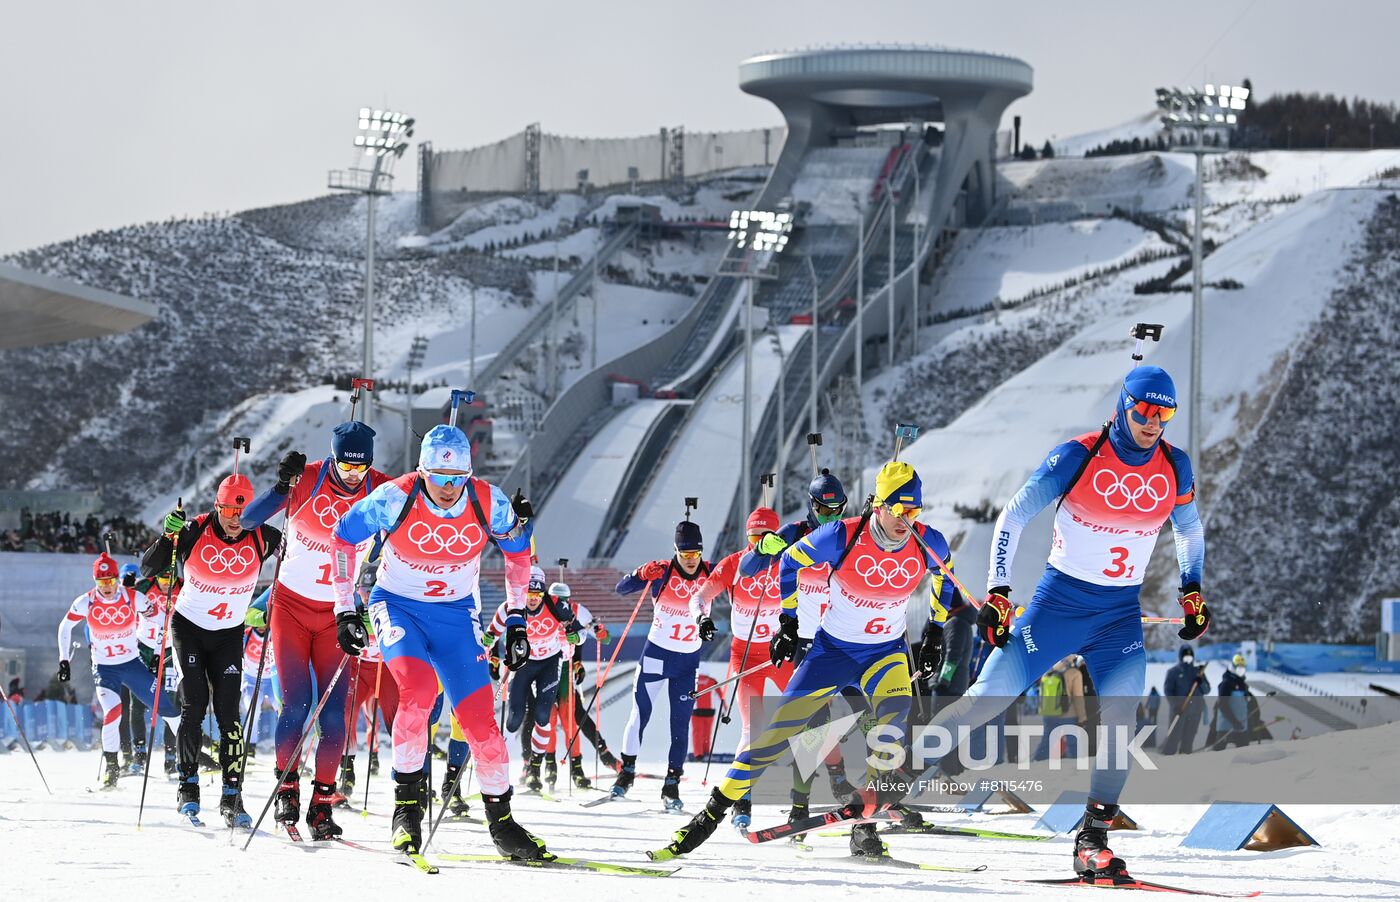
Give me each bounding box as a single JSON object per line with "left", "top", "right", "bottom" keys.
{"left": 1103, "top": 546, "right": 1135, "bottom": 579}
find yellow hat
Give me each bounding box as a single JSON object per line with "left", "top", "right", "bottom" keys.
{"left": 875, "top": 461, "right": 922, "bottom": 508}
{"left": 1231, "top": 653, "right": 1246, "bottom": 667}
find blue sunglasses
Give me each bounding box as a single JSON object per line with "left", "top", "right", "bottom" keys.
{"left": 423, "top": 471, "right": 468, "bottom": 487}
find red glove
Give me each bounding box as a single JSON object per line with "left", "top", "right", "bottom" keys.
{"left": 976, "top": 587, "right": 1015, "bottom": 648}
{"left": 1177, "top": 585, "right": 1210, "bottom": 640}
{"left": 636, "top": 560, "right": 668, "bottom": 581}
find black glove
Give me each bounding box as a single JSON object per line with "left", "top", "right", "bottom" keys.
{"left": 977, "top": 586, "right": 1015, "bottom": 648}
{"left": 335, "top": 610, "right": 368, "bottom": 656}
{"left": 504, "top": 621, "right": 530, "bottom": 670}
{"left": 275, "top": 451, "right": 307, "bottom": 493}
{"left": 769, "top": 614, "right": 799, "bottom": 666}
{"left": 122, "top": 572, "right": 136, "bottom": 589}
{"left": 916, "top": 620, "right": 945, "bottom": 676}
{"left": 1177, "top": 584, "right": 1210, "bottom": 641}
{"left": 58, "top": 660, "right": 71, "bottom": 682}
{"left": 139, "top": 645, "right": 158, "bottom": 674}
{"left": 697, "top": 616, "right": 716, "bottom": 642}
{"left": 510, "top": 489, "right": 534, "bottom": 522}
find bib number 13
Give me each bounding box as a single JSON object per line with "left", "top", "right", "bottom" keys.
{"left": 1103, "top": 546, "right": 1135, "bottom": 579}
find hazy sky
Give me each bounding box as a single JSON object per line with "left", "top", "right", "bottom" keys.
{"left": 3, "top": 0, "right": 1396, "bottom": 255}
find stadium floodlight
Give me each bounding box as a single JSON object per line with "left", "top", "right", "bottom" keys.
{"left": 719, "top": 209, "right": 792, "bottom": 522}
{"left": 1154, "top": 84, "right": 1250, "bottom": 497}
{"left": 329, "top": 107, "right": 416, "bottom": 427}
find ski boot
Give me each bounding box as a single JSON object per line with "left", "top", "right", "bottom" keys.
{"left": 661, "top": 767, "right": 684, "bottom": 812}
{"left": 731, "top": 793, "right": 752, "bottom": 830}
{"left": 441, "top": 764, "right": 471, "bottom": 817}
{"left": 307, "top": 781, "right": 344, "bottom": 840}
{"left": 274, "top": 779, "right": 300, "bottom": 825}
{"left": 101, "top": 751, "right": 122, "bottom": 788}
{"left": 391, "top": 772, "right": 426, "bottom": 854}
{"left": 338, "top": 755, "right": 356, "bottom": 797}
{"left": 893, "top": 804, "right": 924, "bottom": 828}
{"left": 599, "top": 748, "right": 619, "bottom": 772}
{"left": 609, "top": 753, "right": 636, "bottom": 797}
{"left": 569, "top": 756, "right": 591, "bottom": 790}
{"left": 787, "top": 792, "right": 811, "bottom": 842}
{"left": 524, "top": 752, "right": 544, "bottom": 792}
{"left": 482, "top": 788, "right": 549, "bottom": 861}
{"left": 849, "top": 821, "right": 885, "bottom": 857}
{"left": 1073, "top": 802, "right": 1131, "bottom": 880}
{"left": 130, "top": 743, "right": 148, "bottom": 775}
{"left": 654, "top": 788, "right": 729, "bottom": 859}
{"left": 543, "top": 756, "right": 558, "bottom": 792}
{"left": 163, "top": 746, "right": 177, "bottom": 777}
{"left": 176, "top": 775, "right": 200, "bottom": 817}
{"left": 368, "top": 749, "right": 380, "bottom": 776}
{"left": 826, "top": 761, "right": 856, "bottom": 801}
{"left": 220, "top": 785, "right": 252, "bottom": 829}
{"left": 122, "top": 746, "right": 134, "bottom": 772}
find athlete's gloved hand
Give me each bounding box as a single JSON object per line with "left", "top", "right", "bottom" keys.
{"left": 58, "top": 660, "right": 71, "bottom": 682}
{"left": 757, "top": 532, "right": 788, "bottom": 555}
{"left": 162, "top": 508, "right": 186, "bottom": 536}
{"left": 276, "top": 451, "right": 307, "bottom": 493}
{"left": 635, "top": 560, "right": 668, "bottom": 582}
{"left": 140, "top": 645, "right": 158, "bottom": 674}
{"left": 244, "top": 606, "right": 267, "bottom": 629}
{"left": 503, "top": 621, "right": 530, "bottom": 670}
{"left": 769, "top": 614, "right": 799, "bottom": 666}
{"left": 564, "top": 621, "right": 584, "bottom": 645}
{"left": 1177, "top": 584, "right": 1210, "bottom": 640}
{"left": 571, "top": 659, "right": 585, "bottom": 683}
{"left": 592, "top": 622, "right": 612, "bottom": 644}
{"left": 335, "top": 610, "right": 368, "bottom": 656}
{"left": 122, "top": 571, "right": 136, "bottom": 589}
{"left": 916, "top": 620, "right": 945, "bottom": 676}
{"left": 697, "top": 616, "right": 717, "bottom": 642}
{"left": 977, "top": 587, "right": 1015, "bottom": 648}
{"left": 510, "top": 489, "right": 534, "bottom": 523}
{"left": 481, "top": 631, "right": 497, "bottom": 649}
{"left": 489, "top": 657, "right": 501, "bottom": 682}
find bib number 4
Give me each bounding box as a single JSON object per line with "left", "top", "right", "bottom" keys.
{"left": 1103, "top": 546, "right": 1136, "bottom": 579}
{"left": 207, "top": 602, "right": 233, "bottom": 621}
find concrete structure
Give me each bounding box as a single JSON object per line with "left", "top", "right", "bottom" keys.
{"left": 0, "top": 263, "right": 156, "bottom": 349}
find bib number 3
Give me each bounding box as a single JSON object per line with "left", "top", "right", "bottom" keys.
{"left": 1103, "top": 546, "right": 1135, "bottom": 579}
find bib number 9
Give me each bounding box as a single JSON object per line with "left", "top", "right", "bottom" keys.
{"left": 754, "top": 623, "right": 771, "bottom": 639}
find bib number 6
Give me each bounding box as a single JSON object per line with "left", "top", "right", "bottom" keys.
{"left": 863, "top": 617, "right": 893, "bottom": 636}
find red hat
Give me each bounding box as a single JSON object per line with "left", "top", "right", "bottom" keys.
{"left": 93, "top": 553, "right": 118, "bottom": 581}
{"left": 746, "top": 507, "right": 779, "bottom": 535}
{"left": 217, "top": 473, "right": 254, "bottom": 509}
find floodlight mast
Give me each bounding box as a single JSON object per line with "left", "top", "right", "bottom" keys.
{"left": 330, "top": 108, "right": 416, "bottom": 428}
{"left": 719, "top": 210, "right": 791, "bottom": 530}
{"left": 1154, "top": 85, "right": 1247, "bottom": 502}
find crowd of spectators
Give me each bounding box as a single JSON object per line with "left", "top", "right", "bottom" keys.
{"left": 0, "top": 509, "right": 157, "bottom": 555}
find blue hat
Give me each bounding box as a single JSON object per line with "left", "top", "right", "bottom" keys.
{"left": 119, "top": 563, "right": 139, "bottom": 579}
{"left": 332, "top": 421, "right": 376, "bottom": 464}
{"left": 674, "top": 520, "right": 703, "bottom": 552}
{"left": 1111, "top": 365, "right": 1177, "bottom": 458}
{"left": 419, "top": 424, "right": 473, "bottom": 473}
{"left": 808, "top": 468, "right": 848, "bottom": 523}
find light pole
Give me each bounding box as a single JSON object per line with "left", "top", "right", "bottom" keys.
{"left": 804, "top": 254, "right": 819, "bottom": 434}
{"left": 768, "top": 329, "right": 787, "bottom": 511}
{"left": 855, "top": 194, "right": 865, "bottom": 400}
{"left": 720, "top": 209, "right": 790, "bottom": 521}
{"left": 912, "top": 159, "right": 921, "bottom": 355}
{"left": 469, "top": 285, "right": 478, "bottom": 383}
{"left": 1156, "top": 84, "right": 1249, "bottom": 490}
{"left": 887, "top": 176, "right": 897, "bottom": 370}
{"left": 329, "top": 108, "right": 415, "bottom": 428}
{"left": 404, "top": 336, "right": 429, "bottom": 473}
{"left": 591, "top": 251, "right": 600, "bottom": 370}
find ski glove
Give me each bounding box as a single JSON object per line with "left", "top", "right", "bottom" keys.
{"left": 916, "top": 620, "right": 945, "bottom": 676}
{"left": 335, "top": 610, "right": 368, "bottom": 656}
{"left": 122, "top": 571, "right": 136, "bottom": 589}
{"left": 510, "top": 489, "right": 534, "bottom": 523}
{"left": 977, "top": 587, "right": 1015, "bottom": 648}
{"left": 757, "top": 532, "right": 788, "bottom": 556}
{"left": 697, "top": 616, "right": 717, "bottom": 642}
{"left": 571, "top": 659, "right": 586, "bottom": 683}
{"left": 592, "top": 622, "right": 612, "bottom": 644}
{"left": 489, "top": 657, "right": 501, "bottom": 682}
{"left": 162, "top": 509, "right": 187, "bottom": 536}
{"left": 635, "top": 560, "right": 668, "bottom": 582}
{"left": 503, "top": 621, "right": 530, "bottom": 670}
{"left": 769, "top": 614, "right": 799, "bottom": 666}
{"left": 58, "top": 660, "right": 71, "bottom": 682}
{"left": 244, "top": 606, "right": 267, "bottom": 629}
{"left": 565, "top": 621, "right": 584, "bottom": 645}
{"left": 276, "top": 451, "right": 307, "bottom": 493}
{"left": 1177, "top": 585, "right": 1210, "bottom": 640}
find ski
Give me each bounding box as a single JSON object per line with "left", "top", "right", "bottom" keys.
{"left": 840, "top": 853, "right": 988, "bottom": 873}
{"left": 1010, "top": 876, "right": 1260, "bottom": 897}
{"left": 400, "top": 852, "right": 440, "bottom": 874}
{"left": 284, "top": 824, "right": 304, "bottom": 843}
{"left": 181, "top": 811, "right": 205, "bottom": 828}
{"left": 746, "top": 803, "right": 892, "bottom": 844}
{"left": 819, "top": 822, "right": 1052, "bottom": 842}
{"left": 581, "top": 794, "right": 621, "bottom": 809}
{"left": 438, "top": 853, "right": 679, "bottom": 877}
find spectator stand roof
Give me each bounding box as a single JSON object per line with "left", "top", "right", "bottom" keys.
{"left": 0, "top": 262, "right": 156, "bottom": 349}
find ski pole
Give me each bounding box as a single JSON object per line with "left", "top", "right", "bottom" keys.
{"left": 593, "top": 636, "right": 602, "bottom": 784}
{"left": 361, "top": 659, "right": 383, "bottom": 817}
{"left": 243, "top": 655, "right": 350, "bottom": 850}
{"left": 2, "top": 691, "right": 50, "bottom": 794}
{"left": 564, "top": 590, "right": 646, "bottom": 757}
{"left": 701, "top": 574, "right": 761, "bottom": 785}
{"left": 138, "top": 498, "right": 183, "bottom": 829}
{"left": 424, "top": 751, "right": 473, "bottom": 853}
{"left": 1141, "top": 617, "right": 1185, "bottom": 625}
{"left": 690, "top": 660, "right": 772, "bottom": 700}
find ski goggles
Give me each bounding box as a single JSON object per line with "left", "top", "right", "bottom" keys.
{"left": 811, "top": 499, "right": 846, "bottom": 520}
{"left": 335, "top": 460, "right": 370, "bottom": 475}
{"left": 216, "top": 504, "right": 245, "bottom": 517}
{"left": 747, "top": 533, "right": 764, "bottom": 546}
{"left": 95, "top": 577, "right": 118, "bottom": 588}
{"left": 675, "top": 549, "right": 703, "bottom": 562}
{"left": 422, "top": 470, "right": 469, "bottom": 487}
{"left": 1126, "top": 395, "right": 1177, "bottom": 425}
{"left": 883, "top": 502, "right": 922, "bottom": 520}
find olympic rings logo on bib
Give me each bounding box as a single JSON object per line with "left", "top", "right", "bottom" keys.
{"left": 309, "top": 493, "right": 351, "bottom": 530}
{"left": 741, "top": 572, "right": 777, "bottom": 597}
{"left": 853, "top": 554, "right": 921, "bottom": 589}
{"left": 406, "top": 520, "right": 485, "bottom": 556}
{"left": 89, "top": 602, "right": 132, "bottom": 627}
{"left": 1092, "top": 470, "right": 1171, "bottom": 513}
{"left": 201, "top": 545, "right": 257, "bottom": 575}
{"left": 666, "top": 577, "right": 701, "bottom": 601}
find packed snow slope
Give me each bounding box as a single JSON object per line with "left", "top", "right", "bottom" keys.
{"left": 858, "top": 150, "right": 1400, "bottom": 643}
